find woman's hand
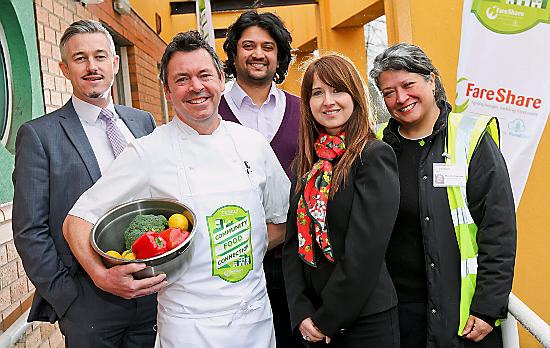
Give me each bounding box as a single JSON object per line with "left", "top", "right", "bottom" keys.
{"left": 299, "top": 317, "right": 330, "bottom": 343}
{"left": 462, "top": 315, "right": 493, "bottom": 342}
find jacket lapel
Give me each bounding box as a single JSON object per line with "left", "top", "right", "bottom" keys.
{"left": 116, "top": 105, "right": 146, "bottom": 138}
{"left": 58, "top": 101, "right": 102, "bottom": 183}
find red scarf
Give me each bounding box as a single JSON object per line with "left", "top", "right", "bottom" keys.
{"left": 297, "top": 132, "right": 346, "bottom": 267}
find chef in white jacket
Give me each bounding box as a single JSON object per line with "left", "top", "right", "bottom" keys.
{"left": 63, "top": 31, "right": 290, "bottom": 348}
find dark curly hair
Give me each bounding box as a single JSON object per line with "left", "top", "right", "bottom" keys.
{"left": 223, "top": 10, "right": 292, "bottom": 84}
{"left": 159, "top": 31, "right": 223, "bottom": 91}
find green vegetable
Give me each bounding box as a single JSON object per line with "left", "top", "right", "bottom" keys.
{"left": 124, "top": 214, "right": 168, "bottom": 250}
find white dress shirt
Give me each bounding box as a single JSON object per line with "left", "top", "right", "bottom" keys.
{"left": 224, "top": 82, "right": 286, "bottom": 142}
{"left": 72, "top": 96, "right": 135, "bottom": 174}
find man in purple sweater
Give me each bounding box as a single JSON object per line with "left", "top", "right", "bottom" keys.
{"left": 220, "top": 10, "right": 301, "bottom": 347}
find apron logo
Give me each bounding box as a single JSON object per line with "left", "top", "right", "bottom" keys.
{"left": 206, "top": 205, "right": 253, "bottom": 283}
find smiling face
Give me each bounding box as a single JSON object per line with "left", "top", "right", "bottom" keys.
{"left": 163, "top": 49, "right": 225, "bottom": 134}
{"left": 234, "top": 26, "right": 278, "bottom": 86}
{"left": 59, "top": 32, "right": 119, "bottom": 108}
{"left": 309, "top": 74, "right": 354, "bottom": 135}
{"left": 378, "top": 69, "right": 439, "bottom": 131}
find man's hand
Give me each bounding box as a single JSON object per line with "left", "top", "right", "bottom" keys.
{"left": 299, "top": 317, "right": 330, "bottom": 343}
{"left": 267, "top": 222, "right": 285, "bottom": 250}
{"left": 63, "top": 215, "right": 168, "bottom": 299}
{"left": 462, "top": 315, "right": 493, "bottom": 342}
{"left": 93, "top": 263, "right": 167, "bottom": 299}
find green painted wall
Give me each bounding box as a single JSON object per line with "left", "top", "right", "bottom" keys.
{"left": 0, "top": 0, "right": 44, "bottom": 204}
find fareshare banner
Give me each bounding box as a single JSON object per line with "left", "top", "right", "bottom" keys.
{"left": 455, "top": 0, "right": 550, "bottom": 206}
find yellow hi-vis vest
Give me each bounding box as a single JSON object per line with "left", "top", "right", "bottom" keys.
{"left": 376, "top": 112, "right": 501, "bottom": 335}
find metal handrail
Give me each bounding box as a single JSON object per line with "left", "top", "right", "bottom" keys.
{"left": 503, "top": 292, "right": 550, "bottom": 347}
{"left": 0, "top": 308, "right": 31, "bottom": 348}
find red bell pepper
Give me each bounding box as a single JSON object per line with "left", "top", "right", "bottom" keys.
{"left": 131, "top": 231, "right": 168, "bottom": 259}
{"left": 160, "top": 228, "right": 190, "bottom": 250}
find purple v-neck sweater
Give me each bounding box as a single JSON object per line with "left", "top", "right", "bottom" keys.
{"left": 219, "top": 91, "right": 300, "bottom": 178}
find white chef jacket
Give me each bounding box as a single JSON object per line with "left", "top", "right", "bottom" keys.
{"left": 70, "top": 115, "right": 289, "bottom": 235}
{"left": 71, "top": 116, "right": 289, "bottom": 347}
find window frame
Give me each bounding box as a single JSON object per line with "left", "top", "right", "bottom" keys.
{"left": 0, "top": 23, "right": 13, "bottom": 146}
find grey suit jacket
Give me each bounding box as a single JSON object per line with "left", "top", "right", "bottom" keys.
{"left": 12, "top": 100, "right": 156, "bottom": 323}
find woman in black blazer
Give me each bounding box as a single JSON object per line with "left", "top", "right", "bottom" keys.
{"left": 282, "top": 54, "right": 400, "bottom": 348}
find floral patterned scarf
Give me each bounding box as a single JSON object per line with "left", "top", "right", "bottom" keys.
{"left": 297, "top": 132, "right": 346, "bottom": 267}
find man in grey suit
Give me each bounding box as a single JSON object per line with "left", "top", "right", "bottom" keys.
{"left": 12, "top": 20, "right": 159, "bottom": 348}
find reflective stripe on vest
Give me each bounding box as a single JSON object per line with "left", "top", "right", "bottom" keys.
{"left": 461, "top": 257, "right": 478, "bottom": 277}
{"left": 450, "top": 206, "right": 474, "bottom": 227}
{"left": 445, "top": 112, "right": 500, "bottom": 335}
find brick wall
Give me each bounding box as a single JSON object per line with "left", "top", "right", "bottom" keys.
{"left": 0, "top": 237, "right": 31, "bottom": 328}
{"left": 1, "top": 203, "right": 64, "bottom": 348}
{"left": 0, "top": 1, "right": 169, "bottom": 346}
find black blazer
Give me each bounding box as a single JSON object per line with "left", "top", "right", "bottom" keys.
{"left": 283, "top": 140, "right": 400, "bottom": 337}
{"left": 12, "top": 100, "right": 156, "bottom": 323}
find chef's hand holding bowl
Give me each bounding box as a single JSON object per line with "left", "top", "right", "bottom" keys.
{"left": 89, "top": 198, "right": 197, "bottom": 298}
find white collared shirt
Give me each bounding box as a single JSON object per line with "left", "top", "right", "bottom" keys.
{"left": 224, "top": 82, "right": 286, "bottom": 142}
{"left": 72, "top": 96, "right": 135, "bottom": 174}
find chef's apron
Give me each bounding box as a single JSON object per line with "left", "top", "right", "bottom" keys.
{"left": 156, "top": 122, "right": 275, "bottom": 348}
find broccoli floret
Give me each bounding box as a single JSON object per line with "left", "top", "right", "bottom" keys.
{"left": 124, "top": 214, "right": 168, "bottom": 250}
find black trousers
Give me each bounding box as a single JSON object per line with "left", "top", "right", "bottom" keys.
{"left": 265, "top": 252, "right": 304, "bottom": 348}
{"left": 398, "top": 302, "right": 503, "bottom": 348}
{"left": 398, "top": 302, "right": 428, "bottom": 348}
{"left": 58, "top": 271, "right": 157, "bottom": 348}
{"left": 305, "top": 307, "right": 400, "bottom": 348}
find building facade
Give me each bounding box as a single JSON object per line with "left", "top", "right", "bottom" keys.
{"left": 0, "top": 1, "right": 547, "bottom": 347}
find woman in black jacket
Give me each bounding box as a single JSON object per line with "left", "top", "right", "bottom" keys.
{"left": 283, "top": 54, "right": 400, "bottom": 347}
{"left": 369, "top": 43, "right": 516, "bottom": 348}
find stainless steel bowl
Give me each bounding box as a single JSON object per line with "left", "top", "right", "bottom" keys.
{"left": 91, "top": 198, "right": 196, "bottom": 284}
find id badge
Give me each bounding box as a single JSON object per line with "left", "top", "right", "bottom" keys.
{"left": 433, "top": 163, "right": 466, "bottom": 187}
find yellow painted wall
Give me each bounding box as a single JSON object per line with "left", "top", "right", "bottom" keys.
{"left": 131, "top": 2, "right": 549, "bottom": 345}
{"left": 515, "top": 120, "right": 550, "bottom": 348}
{"left": 130, "top": 0, "right": 172, "bottom": 43}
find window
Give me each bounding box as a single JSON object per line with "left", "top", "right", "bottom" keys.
{"left": 112, "top": 45, "right": 132, "bottom": 107}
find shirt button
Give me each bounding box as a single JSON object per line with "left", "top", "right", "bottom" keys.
{"left": 422, "top": 175, "right": 428, "bottom": 180}
{"left": 431, "top": 308, "right": 437, "bottom": 314}
{"left": 425, "top": 216, "right": 430, "bottom": 222}
{"left": 430, "top": 262, "right": 435, "bottom": 267}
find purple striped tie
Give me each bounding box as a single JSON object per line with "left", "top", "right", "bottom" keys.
{"left": 98, "top": 108, "right": 128, "bottom": 157}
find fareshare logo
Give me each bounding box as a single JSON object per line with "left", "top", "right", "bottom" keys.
{"left": 455, "top": 77, "right": 471, "bottom": 113}
{"left": 485, "top": 6, "right": 499, "bottom": 20}
{"left": 472, "top": 0, "right": 550, "bottom": 34}
{"left": 485, "top": 5, "right": 525, "bottom": 20}
{"left": 456, "top": 77, "right": 544, "bottom": 112}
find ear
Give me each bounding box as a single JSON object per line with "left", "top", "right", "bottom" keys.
{"left": 429, "top": 72, "right": 436, "bottom": 85}
{"left": 163, "top": 84, "right": 172, "bottom": 102}
{"left": 113, "top": 54, "right": 120, "bottom": 75}
{"left": 220, "top": 71, "right": 226, "bottom": 93}
{"left": 59, "top": 61, "right": 70, "bottom": 79}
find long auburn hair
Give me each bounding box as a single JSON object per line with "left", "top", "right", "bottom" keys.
{"left": 295, "top": 54, "right": 376, "bottom": 198}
